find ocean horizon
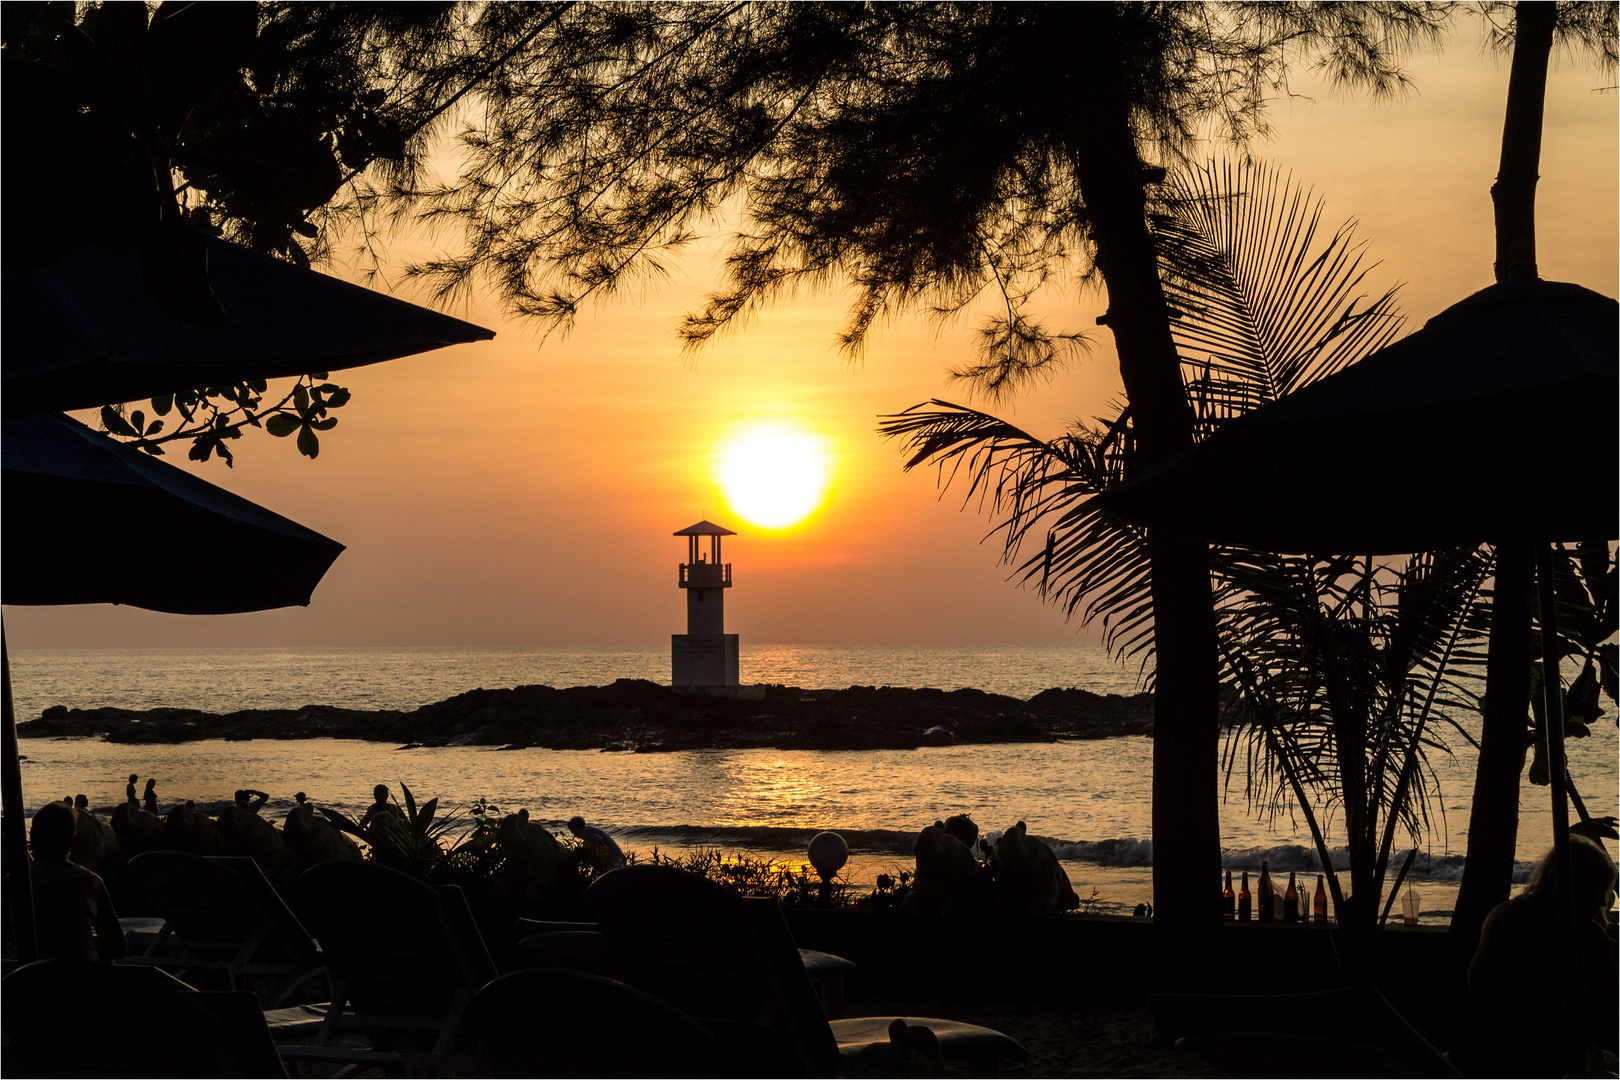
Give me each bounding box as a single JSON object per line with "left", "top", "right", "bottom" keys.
{"left": 13, "top": 643, "right": 1615, "bottom": 920}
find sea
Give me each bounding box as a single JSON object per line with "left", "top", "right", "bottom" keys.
{"left": 11, "top": 644, "right": 1617, "bottom": 922}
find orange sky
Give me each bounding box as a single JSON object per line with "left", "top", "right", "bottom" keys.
{"left": 6, "top": 29, "right": 1616, "bottom": 650}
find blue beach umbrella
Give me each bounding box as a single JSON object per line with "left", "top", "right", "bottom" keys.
{"left": 1091, "top": 278, "right": 1617, "bottom": 553}
{"left": 1, "top": 231, "right": 496, "bottom": 963}
{"left": 3, "top": 234, "right": 494, "bottom": 417}
{"left": 2, "top": 413, "right": 345, "bottom": 613}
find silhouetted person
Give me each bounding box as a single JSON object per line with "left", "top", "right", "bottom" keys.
{"left": 358, "top": 784, "right": 396, "bottom": 829}
{"left": 28, "top": 802, "right": 126, "bottom": 962}
{"left": 126, "top": 774, "right": 139, "bottom": 805}
{"left": 142, "top": 778, "right": 158, "bottom": 813}
{"left": 567, "top": 815, "right": 625, "bottom": 868}
{"left": 73, "top": 795, "right": 89, "bottom": 814}
{"left": 294, "top": 791, "right": 308, "bottom": 805}
{"left": 234, "top": 788, "right": 269, "bottom": 814}
{"left": 1468, "top": 836, "right": 1618, "bottom": 1075}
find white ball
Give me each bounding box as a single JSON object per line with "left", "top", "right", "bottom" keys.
{"left": 807, "top": 831, "right": 849, "bottom": 878}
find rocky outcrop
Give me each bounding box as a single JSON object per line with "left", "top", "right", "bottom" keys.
{"left": 20, "top": 680, "right": 1154, "bottom": 752}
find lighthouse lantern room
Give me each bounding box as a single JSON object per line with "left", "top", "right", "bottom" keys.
{"left": 672, "top": 520, "right": 739, "bottom": 688}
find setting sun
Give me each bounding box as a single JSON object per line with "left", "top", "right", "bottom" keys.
{"left": 715, "top": 422, "right": 833, "bottom": 530}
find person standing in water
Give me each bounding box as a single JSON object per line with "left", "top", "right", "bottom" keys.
{"left": 142, "top": 778, "right": 158, "bottom": 813}
{"left": 126, "top": 774, "right": 139, "bottom": 805}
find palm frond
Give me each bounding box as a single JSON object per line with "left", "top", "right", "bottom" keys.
{"left": 1157, "top": 159, "right": 1406, "bottom": 434}
{"left": 880, "top": 158, "right": 1406, "bottom": 686}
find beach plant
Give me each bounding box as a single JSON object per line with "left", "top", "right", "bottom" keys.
{"left": 425, "top": 797, "right": 510, "bottom": 890}
{"left": 320, "top": 782, "right": 477, "bottom": 882}
{"left": 857, "top": 869, "right": 914, "bottom": 911}
{"left": 643, "top": 847, "right": 850, "bottom": 908}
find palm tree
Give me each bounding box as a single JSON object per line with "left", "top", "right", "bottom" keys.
{"left": 884, "top": 159, "right": 1489, "bottom": 936}
{"left": 881, "top": 158, "right": 1406, "bottom": 664}
{"left": 1216, "top": 548, "right": 1492, "bottom": 937}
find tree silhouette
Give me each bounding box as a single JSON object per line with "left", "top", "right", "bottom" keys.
{"left": 384, "top": 2, "right": 1454, "bottom": 960}
{"left": 6, "top": 1, "right": 1462, "bottom": 961}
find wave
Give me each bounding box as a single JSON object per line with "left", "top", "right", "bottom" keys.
{"left": 110, "top": 807, "right": 1539, "bottom": 885}
{"left": 614, "top": 823, "right": 921, "bottom": 857}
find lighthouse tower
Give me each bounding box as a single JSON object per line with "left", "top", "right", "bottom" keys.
{"left": 671, "top": 520, "right": 739, "bottom": 689}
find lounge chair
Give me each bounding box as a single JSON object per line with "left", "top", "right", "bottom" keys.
{"left": 467, "top": 967, "right": 722, "bottom": 1077}
{"left": 515, "top": 915, "right": 857, "bottom": 1017}
{"left": 585, "top": 864, "right": 1029, "bottom": 1077}
{"left": 1149, "top": 984, "right": 1463, "bottom": 1078}
{"left": 282, "top": 860, "right": 498, "bottom": 1075}
{"left": 124, "top": 850, "right": 327, "bottom": 1006}
{"left": 2, "top": 958, "right": 287, "bottom": 1077}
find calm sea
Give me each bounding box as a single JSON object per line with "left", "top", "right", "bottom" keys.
{"left": 11, "top": 644, "right": 1616, "bottom": 920}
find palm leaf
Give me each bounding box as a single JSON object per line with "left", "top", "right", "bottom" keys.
{"left": 881, "top": 158, "right": 1406, "bottom": 680}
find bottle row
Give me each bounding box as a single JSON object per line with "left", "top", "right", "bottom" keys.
{"left": 1222, "top": 859, "right": 1328, "bottom": 923}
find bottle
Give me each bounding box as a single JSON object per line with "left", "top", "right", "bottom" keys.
{"left": 1237, "top": 871, "right": 1252, "bottom": 921}
{"left": 1313, "top": 873, "right": 1329, "bottom": 923}
{"left": 1283, "top": 871, "right": 1299, "bottom": 922}
{"left": 1257, "top": 859, "right": 1274, "bottom": 922}
{"left": 1223, "top": 870, "right": 1235, "bottom": 919}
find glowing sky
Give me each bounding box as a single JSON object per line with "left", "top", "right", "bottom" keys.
{"left": 6, "top": 28, "right": 1616, "bottom": 649}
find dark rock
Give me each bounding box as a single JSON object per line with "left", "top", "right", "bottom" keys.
{"left": 18, "top": 681, "right": 1155, "bottom": 752}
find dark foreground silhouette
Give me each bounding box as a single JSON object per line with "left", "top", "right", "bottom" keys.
{"left": 21, "top": 680, "right": 1152, "bottom": 751}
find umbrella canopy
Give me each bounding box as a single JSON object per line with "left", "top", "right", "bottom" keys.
{"left": 3, "top": 414, "right": 344, "bottom": 613}
{"left": 3, "top": 235, "right": 495, "bottom": 417}
{"left": 1091, "top": 278, "right": 1618, "bottom": 554}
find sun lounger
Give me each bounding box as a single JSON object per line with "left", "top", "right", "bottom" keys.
{"left": 585, "top": 864, "right": 1029, "bottom": 1077}
{"left": 468, "top": 967, "right": 723, "bottom": 1076}
{"left": 516, "top": 915, "right": 857, "bottom": 1017}
{"left": 1150, "top": 984, "right": 1463, "bottom": 1079}
{"left": 124, "top": 850, "right": 326, "bottom": 1006}
{"left": 2, "top": 958, "right": 287, "bottom": 1077}
{"left": 281, "top": 860, "right": 498, "bottom": 1075}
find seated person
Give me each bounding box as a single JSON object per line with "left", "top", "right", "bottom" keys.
{"left": 568, "top": 815, "right": 626, "bottom": 868}
{"left": 28, "top": 802, "right": 127, "bottom": 962}
{"left": 233, "top": 788, "right": 270, "bottom": 815}
{"left": 1468, "top": 836, "right": 1618, "bottom": 1075}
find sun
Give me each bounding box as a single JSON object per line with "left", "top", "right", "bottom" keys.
{"left": 715, "top": 422, "right": 833, "bottom": 530}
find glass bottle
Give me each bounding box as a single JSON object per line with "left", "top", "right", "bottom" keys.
{"left": 1313, "top": 873, "right": 1329, "bottom": 923}
{"left": 1257, "top": 859, "right": 1275, "bottom": 922}
{"left": 1237, "top": 871, "right": 1252, "bottom": 921}
{"left": 1283, "top": 871, "right": 1299, "bottom": 922}
{"left": 1223, "top": 870, "right": 1235, "bottom": 919}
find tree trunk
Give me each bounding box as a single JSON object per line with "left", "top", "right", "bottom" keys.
{"left": 1450, "top": 545, "right": 1535, "bottom": 959}
{"left": 1068, "top": 12, "right": 1222, "bottom": 985}
{"left": 1449, "top": 0, "right": 1554, "bottom": 972}
{"left": 1491, "top": 2, "right": 1554, "bottom": 280}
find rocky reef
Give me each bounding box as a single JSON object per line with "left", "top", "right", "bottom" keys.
{"left": 19, "top": 680, "right": 1153, "bottom": 752}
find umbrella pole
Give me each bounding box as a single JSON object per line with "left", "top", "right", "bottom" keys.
{"left": 1, "top": 625, "right": 39, "bottom": 963}
{"left": 1533, "top": 545, "right": 1576, "bottom": 1074}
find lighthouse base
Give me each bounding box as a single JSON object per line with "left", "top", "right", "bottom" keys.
{"left": 672, "top": 633, "right": 739, "bottom": 688}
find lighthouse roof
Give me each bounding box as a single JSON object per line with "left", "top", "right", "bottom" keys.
{"left": 674, "top": 520, "right": 736, "bottom": 537}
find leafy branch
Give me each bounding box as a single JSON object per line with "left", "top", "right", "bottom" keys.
{"left": 99, "top": 375, "right": 352, "bottom": 467}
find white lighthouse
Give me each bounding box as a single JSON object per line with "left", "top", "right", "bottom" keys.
{"left": 671, "top": 520, "right": 739, "bottom": 689}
